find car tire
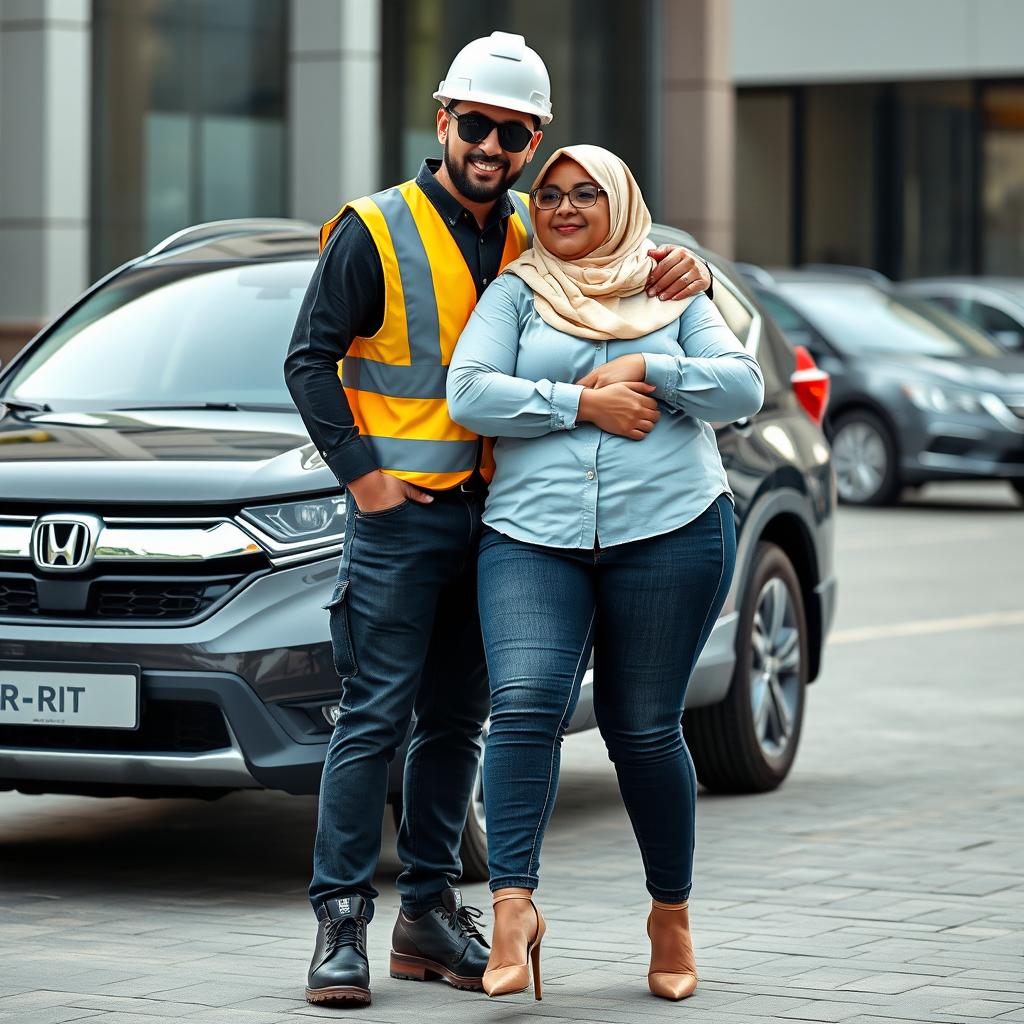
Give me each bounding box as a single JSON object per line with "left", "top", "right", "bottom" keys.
{"left": 389, "top": 732, "right": 490, "bottom": 885}
{"left": 830, "top": 409, "right": 901, "bottom": 506}
{"left": 685, "top": 542, "right": 809, "bottom": 794}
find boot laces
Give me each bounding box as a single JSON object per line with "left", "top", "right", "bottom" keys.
{"left": 440, "top": 902, "right": 486, "bottom": 944}
{"left": 324, "top": 915, "right": 366, "bottom": 957}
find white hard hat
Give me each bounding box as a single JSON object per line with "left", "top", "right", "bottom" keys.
{"left": 434, "top": 31, "right": 552, "bottom": 125}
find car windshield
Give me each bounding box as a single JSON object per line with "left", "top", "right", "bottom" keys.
{"left": 775, "top": 282, "right": 1005, "bottom": 358}
{"left": 2, "top": 260, "right": 315, "bottom": 410}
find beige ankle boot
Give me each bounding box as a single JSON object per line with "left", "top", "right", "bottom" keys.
{"left": 647, "top": 899, "right": 698, "bottom": 1000}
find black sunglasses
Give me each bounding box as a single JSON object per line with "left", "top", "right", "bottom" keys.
{"left": 530, "top": 184, "right": 607, "bottom": 210}
{"left": 444, "top": 105, "right": 535, "bottom": 153}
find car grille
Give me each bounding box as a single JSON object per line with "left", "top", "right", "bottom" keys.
{"left": 0, "top": 578, "right": 37, "bottom": 615}
{"left": 0, "top": 699, "right": 231, "bottom": 753}
{"left": 0, "top": 513, "right": 275, "bottom": 624}
{"left": 0, "top": 572, "right": 255, "bottom": 622}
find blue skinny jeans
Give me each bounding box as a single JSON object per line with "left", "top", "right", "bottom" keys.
{"left": 477, "top": 493, "right": 736, "bottom": 903}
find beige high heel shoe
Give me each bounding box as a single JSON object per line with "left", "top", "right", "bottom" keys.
{"left": 481, "top": 893, "right": 546, "bottom": 1000}
{"left": 647, "top": 898, "right": 699, "bottom": 1000}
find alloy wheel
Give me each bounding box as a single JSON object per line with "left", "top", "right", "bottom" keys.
{"left": 748, "top": 577, "right": 802, "bottom": 761}
{"left": 832, "top": 420, "right": 889, "bottom": 503}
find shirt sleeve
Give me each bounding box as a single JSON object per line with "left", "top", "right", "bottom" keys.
{"left": 283, "top": 212, "right": 383, "bottom": 487}
{"left": 643, "top": 294, "right": 765, "bottom": 423}
{"left": 447, "top": 275, "right": 584, "bottom": 438}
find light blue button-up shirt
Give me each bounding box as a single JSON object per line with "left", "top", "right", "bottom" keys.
{"left": 447, "top": 274, "right": 765, "bottom": 549}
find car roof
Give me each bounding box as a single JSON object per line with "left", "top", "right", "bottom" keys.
{"left": 902, "top": 276, "right": 1024, "bottom": 297}
{"left": 138, "top": 219, "right": 319, "bottom": 266}
{"left": 754, "top": 269, "right": 892, "bottom": 289}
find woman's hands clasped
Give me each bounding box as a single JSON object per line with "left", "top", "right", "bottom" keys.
{"left": 576, "top": 354, "right": 660, "bottom": 441}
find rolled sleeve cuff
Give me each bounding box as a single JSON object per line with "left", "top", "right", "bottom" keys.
{"left": 643, "top": 353, "right": 681, "bottom": 402}
{"left": 549, "top": 381, "right": 584, "bottom": 430}
{"left": 324, "top": 437, "right": 381, "bottom": 488}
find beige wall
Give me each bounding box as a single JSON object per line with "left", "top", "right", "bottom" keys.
{"left": 0, "top": 0, "right": 91, "bottom": 351}
{"left": 656, "top": 0, "right": 735, "bottom": 257}
{"left": 733, "top": 0, "right": 1024, "bottom": 84}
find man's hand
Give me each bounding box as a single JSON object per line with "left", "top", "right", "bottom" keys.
{"left": 647, "top": 245, "right": 711, "bottom": 301}
{"left": 577, "top": 353, "right": 647, "bottom": 390}
{"left": 347, "top": 470, "right": 433, "bottom": 513}
{"left": 578, "top": 382, "right": 660, "bottom": 441}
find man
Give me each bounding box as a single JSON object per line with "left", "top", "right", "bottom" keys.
{"left": 284, "top": 30, "right": 712, "bottom": 1008}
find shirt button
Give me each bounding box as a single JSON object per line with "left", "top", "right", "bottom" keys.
{"left": 586, "top": 470, "right": 595, "bottom": 480}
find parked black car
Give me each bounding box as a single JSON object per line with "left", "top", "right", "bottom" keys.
{"left": 0, "top": 220, "right": 836, "bottom": 880}
{"left": 748, "top": 271, "right": 1024, "bottom": 506}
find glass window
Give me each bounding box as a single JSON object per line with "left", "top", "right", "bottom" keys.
{"left": 381, "top": 0, "right": 654, "bottom": 200}
{"left": 895, "top": 82, "right": 976, "bottom": 279}
{"left": 735, "top": 91, "right": 795, "bottom": 267}
{"left": 4, "top": 261, "right": 315, "bottom": 410}
{"left": 965, "top": 300, "right": 1024, "bottom": 350}
{"left": 712, "top": 282, "right": 753, "bottom": 347}
{"left": 91, "top": 0, "right": 288, "bottom": 277}
{"left": 982, "top": 85, "right": 1024, "bottom": 276}
{"left": 802, "top": 85, "right": 881, "bottom": 270}
{"left": 776, "top": 283, "right": 1004, "bottom": 359}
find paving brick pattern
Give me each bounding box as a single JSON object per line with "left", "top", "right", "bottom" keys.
{"left": 2, "top": 483, "right": 1023, "bottom": 1023}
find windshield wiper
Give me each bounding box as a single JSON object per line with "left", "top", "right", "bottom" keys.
{"left": 111, "top": 401, "right": 294, "bottom": 412}
{"left": 0, "top": 398, "right": 51, "bottom": 414}
{"left": 113, "top": 402, "right": 242, "bottom": 412}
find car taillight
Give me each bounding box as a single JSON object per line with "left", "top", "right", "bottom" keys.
{"left": 791, "top": 345, "right": 830, "bottom": 426}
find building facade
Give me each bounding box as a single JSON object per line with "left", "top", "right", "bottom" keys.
{"left": 0, "top": 0, "right": 732, "bottom": 361}
{"left": 732, "top": 0, "right": 1024, "bottom": 279}
{"left": 2, "top": 0, "right": 1023, "bottom": 363}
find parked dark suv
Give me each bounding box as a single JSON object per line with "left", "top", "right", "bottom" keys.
{"left": 0, "top": 220, "right": 837, "bottom": 880}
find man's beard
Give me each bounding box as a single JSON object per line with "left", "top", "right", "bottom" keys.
{"left": 444, "top": 139, "right": 524, "bottom": 203}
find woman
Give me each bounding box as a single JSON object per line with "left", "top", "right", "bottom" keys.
{"left": 446, "top": 145, "right": 764, "bottom": 1002}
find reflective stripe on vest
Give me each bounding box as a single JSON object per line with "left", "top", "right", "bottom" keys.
{"left": 321, "top": 180, "right": 531, "bottom": 489}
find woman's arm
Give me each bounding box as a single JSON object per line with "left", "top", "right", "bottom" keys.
{"left": 643, "top": 294, "right": 765, "bottom": 422}
{"left": 447, "top": 276, "right": 584, "bottom": 438}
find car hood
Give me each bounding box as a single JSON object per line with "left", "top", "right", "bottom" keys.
{"left": 878, "top": 353, "right": 1024, "bottom": 394}
{"left": 0, "top": 408, "right": 338, "bottom": 505}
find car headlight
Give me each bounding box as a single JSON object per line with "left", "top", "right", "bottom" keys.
{"left": 901, "top": 383, "right": 985, "bottom": 416}
{"left": 239, "top": 495, "right": 346, "bottom": 547}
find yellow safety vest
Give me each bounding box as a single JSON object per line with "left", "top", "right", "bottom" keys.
{"left": 320, "top": 179, "right": 533, "bottom": 490}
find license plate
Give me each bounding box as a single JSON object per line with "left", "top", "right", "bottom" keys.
{"left": 0, "top": 661, "right": 140, "bottom": 730}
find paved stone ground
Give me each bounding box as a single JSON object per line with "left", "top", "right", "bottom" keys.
{"left": 1, "top": 481, "right": 1023, "bottom": 1024}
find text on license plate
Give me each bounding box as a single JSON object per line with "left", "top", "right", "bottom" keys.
{"left": 0, "top": 669, "right": 139, "bottom": 729}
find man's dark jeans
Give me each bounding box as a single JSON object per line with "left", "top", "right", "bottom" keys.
{"left": 310, "top": 490, "right": 489, "bottom": 920}
{"left": 477, "top": 493, "right": 736, "bottom": 903}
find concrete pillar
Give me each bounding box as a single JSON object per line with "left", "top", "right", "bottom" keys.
{"left": 288, "top": 0, "right": 382, "bottom": 226}
{"left": 0, "top": 0, "right": 91, "bottom": 361}
{"left": 655, "top": 0, "right": 735, "bottom": 257}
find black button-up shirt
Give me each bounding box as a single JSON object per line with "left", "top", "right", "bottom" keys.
{"left": 284, "top": 160, "right": 514, "bottom": 486}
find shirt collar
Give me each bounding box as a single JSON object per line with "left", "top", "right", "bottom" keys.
{"left": 417, "top": 158, "right": 514, "bottom": 232}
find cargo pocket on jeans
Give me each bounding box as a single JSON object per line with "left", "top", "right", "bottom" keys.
{"left": 322, "top": 579, "right": 358, "bottom": 679}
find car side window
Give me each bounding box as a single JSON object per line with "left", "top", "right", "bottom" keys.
{"left": 713, "top": 280, "right": 753, "bottom": 346}
{"left": 711, "top": 277, "right": 782, "bottom": 394}
{"left": 755, "top": 289, "right": 834, "bottom": 360}
{"left": 966, "top": 300, "right": 1024, "bottom": 349}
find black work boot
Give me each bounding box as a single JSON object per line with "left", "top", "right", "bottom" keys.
{"left": 305, "top": 895, "right": 372, "bottom": 1006}
{"left": 389, "top": 887, "right": 490, "bottom": 991}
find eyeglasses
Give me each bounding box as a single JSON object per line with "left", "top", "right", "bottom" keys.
{"left": 444, "top": 105, "right": 536, "bottom": 153}
{"left": 530, "top": 184, "right": 607, "bottom": 210}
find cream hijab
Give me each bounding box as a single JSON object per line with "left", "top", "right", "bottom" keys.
{"left": 504, "top": 144, "right": 693, "bottom": 342}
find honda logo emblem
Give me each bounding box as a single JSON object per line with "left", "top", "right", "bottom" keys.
{"left": 31, "top": 514, "right": 101, "bottom": 572}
